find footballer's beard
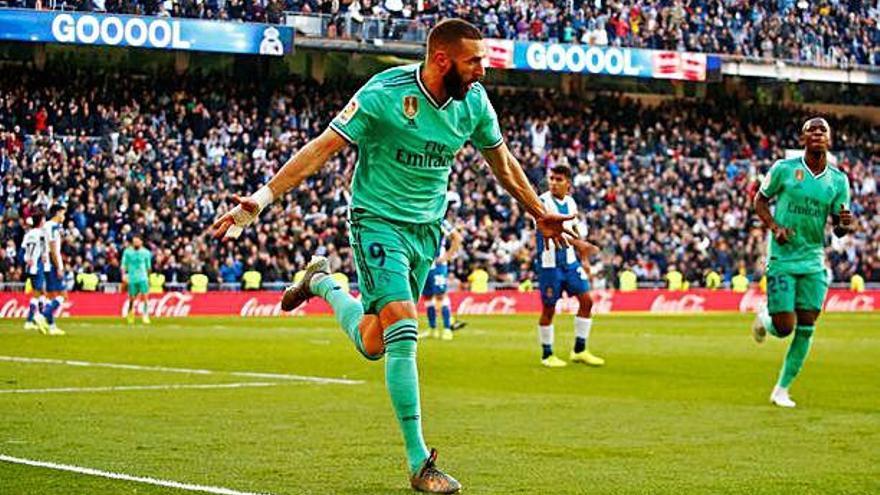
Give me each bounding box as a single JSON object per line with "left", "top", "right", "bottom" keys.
{"left": 443, "top": 63, "right": 471, "bottom": 101}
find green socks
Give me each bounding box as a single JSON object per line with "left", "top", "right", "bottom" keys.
{"left": 777, "top": 325, "right": 815, "bottom": 389}
{"left": 383, "top": 319, "right": 428, "bottom": 473}
{"left": 313, "top": 277, "right": 375, "bottom": 359}
{"left": 313, "top": 278, "right": 427, "bottom": 472}
{"left": 759, "top": 309, "right": 781, "bottom": 338}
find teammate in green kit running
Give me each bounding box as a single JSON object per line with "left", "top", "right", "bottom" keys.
{"left": 750, "top": 117, "right": 855, "bottom": 408}
{"left": 210, "top": 19, "right": 578, "bottom": 493}
{"left": 121, "top": 236, "right": 152, "bottom": 325}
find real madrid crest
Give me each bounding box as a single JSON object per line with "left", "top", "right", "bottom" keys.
{"left": 795, "top": 169, "right": 804, "bottom": 182}
{"left": 403, "top": 95, "right": 419, "bottom": 121}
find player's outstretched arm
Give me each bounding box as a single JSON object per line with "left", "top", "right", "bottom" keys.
{"left": 569, "top": 217, "right": 599, "bottom": 258}
{"left": 210, "top": 129, "right": 348, "bottom": 239}
{"left": 754, "top": 192, "right": 792, "bottom": 245}
{"left": 481, "top": 143, "right": 576, "bottom": 247}
{"left": 570, "top": 238, "right": 600, "bottom": 260}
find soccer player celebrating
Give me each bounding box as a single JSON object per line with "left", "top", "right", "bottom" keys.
{"left": 122, "top": 236, "right": 153, "bottom": 325}
{"left": 751, "top": 117, "right": 854, "bottom": 408}
{"left": 210, "top": 19, "right": 576, "bottom": 493}
{"left": 22, "top": 210, "right": 47, "bottom": 333}
{"left": 37, "top": 205, "right": 67, "bottom": 336}
{"left": 535, "top": 165, "right": 604, "bottom": 368}
{"left": 420, "top": 219, "right": 464, "bottom": 340}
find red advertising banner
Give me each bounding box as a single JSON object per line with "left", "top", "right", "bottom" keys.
{"left": 484, "top": 38, "right": 515, "bottom": 69}
{"left": 0, "top": 289, "right": 877, "bottom": 319}
{"left": 652, "top": 51, "right": 708, "bottom": 82}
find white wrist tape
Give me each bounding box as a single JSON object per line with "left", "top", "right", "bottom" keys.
{"left": 223, "top": 186, "right": 273, "bottom": 240}
{"left": 251, "top": 185, "right": 274, "bottom": 211}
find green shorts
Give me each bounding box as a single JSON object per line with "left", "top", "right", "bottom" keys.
{"left": 766, "top": 265, "right": 828, "bottom": 314}
{"left": 128, "top": 279, "right": 149, "bottom": 297}
{"left": 349, "top": 212, "right": 441, "bottom": 314}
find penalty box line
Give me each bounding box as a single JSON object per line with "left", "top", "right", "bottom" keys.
{"left": 0, "top": 355, "right": 364, "bottom": 385}
{"left": 0, "top": 454, "right": 274, "bottom": 495}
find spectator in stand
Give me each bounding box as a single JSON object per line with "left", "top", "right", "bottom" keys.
{"left": 295, "top": 0, "right": 878, "bottom": 68}
{"left": 10, "top": 0, "right": 877, "bottom": 67}
{"left": 220, "top": 257, "right": 243, "bottom": 285}
{"left": 0, "top": 66, "right": 876, "bottom": 293}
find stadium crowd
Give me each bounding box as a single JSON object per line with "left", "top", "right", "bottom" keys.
{"left": 440, "top": 0, "right": 879, "bottom": 67}
{"left": 5, "top": 0, "right": 288, "bottom": 23}
{"left": 7, "top": 0, "right": 878, "bottom": 67}
{"left": 0, "top": 67, "right": 877, "bottom": 291}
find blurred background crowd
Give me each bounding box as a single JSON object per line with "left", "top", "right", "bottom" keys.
{"left": 0, "top": 66, "right": 876, "bottom": 291}
{"left": 6, "top": 0, "right": 877, "bottom": 67}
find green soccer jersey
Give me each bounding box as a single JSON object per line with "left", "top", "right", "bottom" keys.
{"left": 329, "top": 64, "right": 503, "bottom": 224}
{"left": 759, "top": 156, "right": 851, "bottom": 274}
{"left": 122, "top": 247, "right": 152, "bottom": 283}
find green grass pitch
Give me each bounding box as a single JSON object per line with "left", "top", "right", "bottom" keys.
{"left": 0, "top": 313, "right": 878, "bottom": 494}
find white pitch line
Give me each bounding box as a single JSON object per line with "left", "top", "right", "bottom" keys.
{"left": 0, "top": 356, "right": 212, "bottom": 375}
{"left": 0, "top": 382, "right": 281, "bottom": 395}
{"left": 0, "top": 355, "right": 363, "bottom": 385}
{"left": 0, "top": 454, "right": 273, "bottom": 495}
{"left": 229, "top": 370, "right": 357, "bottom": 384}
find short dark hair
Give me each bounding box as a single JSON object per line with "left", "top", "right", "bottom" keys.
{"left": 30, "top": 209, "right": 44, "bottom": 226}
{"left": 550, "top": 165, "right": 572, "bottom": 180}
{"left": 427, "top": 18, "right": 482, "bottom": 55}
{"left": 49, "top": 204, "right": 66, "bottom": 218}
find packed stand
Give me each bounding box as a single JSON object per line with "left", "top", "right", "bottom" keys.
{"left": 288, "top": 0, "right": 879, "bottom": 68}
{"left": 5, "top": 0, "right": 878, "bottom": 67}
{"left": 0, "top": 67, "right": 877, "bottom": 291}
{"left": 448, "top": 0, "right": 879, "bottom": 67}
{"left": 4, "top": 0, "right": 287, "bottom": 24}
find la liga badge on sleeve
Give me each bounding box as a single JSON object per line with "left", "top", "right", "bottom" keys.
{"left": 338, "top": 98, "right": 359, "bottom": 124}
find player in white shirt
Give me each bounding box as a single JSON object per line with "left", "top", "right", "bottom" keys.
{"left": 22, "top": 210, "right": 48, "bottom": 333}
{"left": 36, "top": 205, "right": 67, "bottom": 336}
{"left": 535, "top": 166, "right": 604, "bottom": 367}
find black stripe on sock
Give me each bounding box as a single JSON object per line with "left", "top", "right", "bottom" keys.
{"left": 383, "top": 325, "right": 418, "bottom": 342}
{"left": 384, "top": 324, "right": 417, "bottom": 335}
{"left": 384, "top": 326, "right": 418, "bottom": 337}
{"left": 384, "top": 331, "right": 418, "bottom": 344}
{"left": 384, "top": 335, "right": 418, "bottom": 346}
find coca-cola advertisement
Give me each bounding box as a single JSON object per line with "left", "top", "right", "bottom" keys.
{"left": 0, "top": 289, "right": 876, "bottom": 319}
